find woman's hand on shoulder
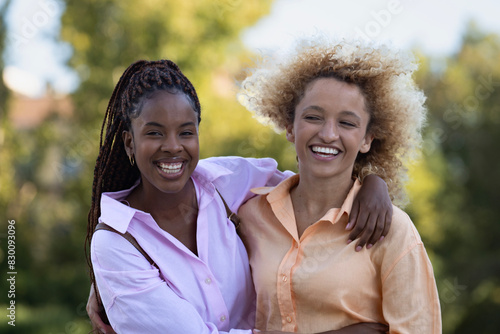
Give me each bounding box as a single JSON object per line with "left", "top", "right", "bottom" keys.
{"left": 346, "top": 174, "right": 393, "bottom": 251}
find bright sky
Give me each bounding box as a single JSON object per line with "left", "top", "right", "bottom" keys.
{"left": 242, "top": 0, "right": 500, "bottom": 56}
{"left": 2, "top": 0, "right": 78, "bottom": 97}
{"left": 3, "top": 0, "right": 500, "bottom": 97}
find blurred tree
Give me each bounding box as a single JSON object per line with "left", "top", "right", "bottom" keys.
{"left": 407, "top": 22, "right": 500, "bottom": 334}
{"left": 60, "top": 0, "right": 291, "bottom": 165}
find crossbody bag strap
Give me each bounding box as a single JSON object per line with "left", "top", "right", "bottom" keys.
{"left": 95, "top": 222, "right": 159, "bottom": 270}
{"left": 215, "top": 189, "right": 241, "bottom": 230}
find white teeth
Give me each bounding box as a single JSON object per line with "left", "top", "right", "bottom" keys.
{"left": 157, "top": 162, "right": 183, "bottom": 173}
{"left": 312, "top": 146, "right": 339, "bottom": 155}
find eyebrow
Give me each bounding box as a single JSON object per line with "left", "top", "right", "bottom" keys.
{"left": 179, "top": 122, "right": 197, "bottom": 128}
{"left": 303, "top": 106, "right": 362, "bottom": 120}
{"left": 144, "top": 121, "right": 164, "bottom": 128}
{"left": 144, "top": 121, "right": 197, "bottom": 128}
{"left": 339, "top": 110, "right": 362, "bottom": 121}
{"left": 303, "top": 105, "right": 325, "bottom": 113}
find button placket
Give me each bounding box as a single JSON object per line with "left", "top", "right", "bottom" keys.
{"left": 278, "top": 243, "right": 299, "bottom": 332}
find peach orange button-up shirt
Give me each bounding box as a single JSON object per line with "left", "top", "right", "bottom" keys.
{"left": 238, "top": 175, "right": 441, "bottom": 334}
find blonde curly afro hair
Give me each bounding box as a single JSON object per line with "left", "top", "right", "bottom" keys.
{"left": 239, "top": 37, "right": 427, "bottom": 205}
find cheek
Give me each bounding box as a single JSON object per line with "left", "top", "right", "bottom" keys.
{"left": 187, "top": 138, "right": 200, "bottom": 156}
{"left": 134, "top": 139, "right": 157, "bottom": 156}
{"left": 295, "top": 122, "right": 314, "bottom": 140}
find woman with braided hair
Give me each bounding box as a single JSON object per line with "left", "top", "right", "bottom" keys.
{"left": 87, "top": 59, "right": 393, "bottom": 333}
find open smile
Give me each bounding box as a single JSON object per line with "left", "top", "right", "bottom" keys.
{"left": 155, "top": 161, "right": 186, "bottom": 178}
{"left": 310, "top": 145, "right": 341, "bottom": 159}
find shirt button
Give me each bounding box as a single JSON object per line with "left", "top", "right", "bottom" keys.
{"left": 220, "top": 315, "right": 226, "bottom": 322}
{"left": 282, "top": 275, "right": 288, "bottom": 282}
{"left": 286, "top": 316, "right": 292, "bottom": 323}
{"left": 205, "top": 278, "right": 212, "bottom": 285}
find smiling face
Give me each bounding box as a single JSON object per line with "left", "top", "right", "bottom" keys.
{"left": 286, "top": 77, "right": 373, "bottom": 181}
{"left": 123, "top": 90, "right": 200, "bottom": 196}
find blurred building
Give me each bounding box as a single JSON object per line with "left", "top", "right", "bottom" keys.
{"left": 7, "top": 88, "right": 73, "bottom": 129}
{"left": 3, "top": 66, "right": 74, "bottom": 129}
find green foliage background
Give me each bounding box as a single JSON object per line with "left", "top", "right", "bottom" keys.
{"left": 0, "top": 1, "right": 499, "bottom": 333}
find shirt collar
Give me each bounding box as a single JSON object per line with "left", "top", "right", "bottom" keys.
{"left": 99, "top": 181, "right": 141, "bottom": 233}
{"left": 252, "top": 174, "right": 362, "bottom": 226}
{"left": 99, "top": 159, "right": 234, "bottom": 233}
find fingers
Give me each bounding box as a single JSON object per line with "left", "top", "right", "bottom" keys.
{"left": 353, "top": 212, "right": 376, "bottom": 251}
{"left": 347, "top": 207, "right": 369, "bottom": 249}
{"left": 346, "top": 199, "right": 359, "bottom": 231}
{"left": 348, "top": 198, "right": 393, "bottom": 252}
{"left": 368, "top": 205, "right": 393, "bottom": 247}
{"left": 87, "top": 284, "right": 116, "bottom": 334}
{"left": 92, "top": 309, "right": 116, "bottom": 334}
{"left": 100, "top": 324, "right": 117, "bottom": 334}
{"left": 88, "top": 306, "right": 105, "bottom": 333}
{"left": 90, "top": 315, "right": 116, "bottom": 334}
{"left": 366, "top": 213, "right": 386, "bottom": 248}
{"left": 90, "top": 324, "right": 116, "bottom": 334}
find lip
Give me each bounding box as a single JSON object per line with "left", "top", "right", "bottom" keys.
{"left": 154, "top": 158, "right": 187, "bottom": 179}
{"left": 309, "top": 144, "right": 342, "bottom": 161}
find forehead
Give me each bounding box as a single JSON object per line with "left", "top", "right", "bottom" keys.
{"left": 137, "top": 90, "right": 198, "bottom": 124}
{"left": 302, "top": 78, "right": 365, "bottom": 103}
{"left": 293, "top": 77, "right": 370, "bottom": 122}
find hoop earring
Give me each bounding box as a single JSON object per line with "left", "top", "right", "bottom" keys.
{"left": 129, "top": 154, "right": 135, "bottom": 166}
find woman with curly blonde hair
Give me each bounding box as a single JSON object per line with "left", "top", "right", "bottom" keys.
{"left": 237, "top": 37, "right": 441, "bottom": 333}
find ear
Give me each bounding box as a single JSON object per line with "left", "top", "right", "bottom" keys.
{"left": 122, "top": 130, "right": 134, "bottom": 157}
{"left": 285, "top": 124, "right": 295, "bottom": 144}
{"left": 359, "top": 132, "right": 374, "bottom": 154}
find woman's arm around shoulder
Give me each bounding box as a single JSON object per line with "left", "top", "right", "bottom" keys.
{"left": 202, "top": 156, "right": 293, "bottom": 210}
{"left": 347, "top": 174, "right": 393, "bottom": 250}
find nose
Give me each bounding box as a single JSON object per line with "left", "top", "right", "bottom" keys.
{"left": 161, "top": 133, "right": 183, "bottom": 153}
{"left": 318, "top": 120, "right": 339, "bottom": 142}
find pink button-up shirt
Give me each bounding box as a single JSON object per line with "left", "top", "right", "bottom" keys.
{"left": 91, "top": 157, "right": 291, "bottom": 333}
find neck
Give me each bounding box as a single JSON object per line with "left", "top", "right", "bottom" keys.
{"left": 291, "top": 173, "right": 353, "bottom": 218}
{"left": 128, "top": 179, "right": 198, "bottom": 220}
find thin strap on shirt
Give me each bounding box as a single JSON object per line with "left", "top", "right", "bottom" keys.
{"left": 215, "top": 189, "right": 241, "bottom": 230}
{"left": 94, "top": 223, "right": 159, "bottom": 270}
